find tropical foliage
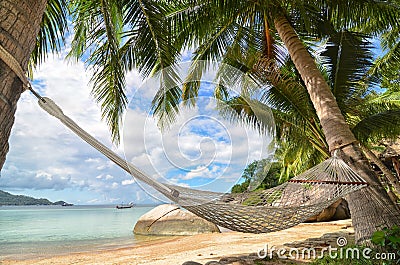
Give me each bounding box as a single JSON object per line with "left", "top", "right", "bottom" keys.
{"left": 227, "top": 30, "right": 400, "bottom": 180}
{"left": 29, "top": 0, "right": 184, "bottom": 142}
{"left": 29, "top": 0, "right": 68, "bottom": 75}
{"left": 372, "top": 225, "right": 400, "bottom": 261}
{"left": 231, "top": 161, "right": 282, "bottom": 193}
{"left": 106, "top": 0, "right": 398, "bottom": 182}
{"left": 31, "top": 1, "right": 400, "bottom": 151}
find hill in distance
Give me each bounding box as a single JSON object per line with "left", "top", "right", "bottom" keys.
{"left": 0, "top": 190, "right": 69, "bottom": 206}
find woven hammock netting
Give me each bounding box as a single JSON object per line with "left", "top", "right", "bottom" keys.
{"left": 38, "top": 97, "right": 368, "bottom": 233}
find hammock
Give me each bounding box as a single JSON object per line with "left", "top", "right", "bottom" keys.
{"left": 36, "top": 96, "right": 368, "bottom": 233}
{"left": 0, "top": 42, "right": 367, "bottom": 233}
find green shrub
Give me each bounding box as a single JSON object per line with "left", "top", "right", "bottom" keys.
{"left": 371, "top": 226, "right": 400, "bottom": 264}
{"left": 312, "top": 227, "right": 400, "bottom": 265}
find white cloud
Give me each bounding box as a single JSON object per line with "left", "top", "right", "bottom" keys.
{"left": 180, "top": 165, "right": 222, "bottom": 180}
{"left": 87, "top": 198, "right": 100, "bottom": 204}
{"left": 105, "top": 174, "right": 114, "bottom": 180}
{"left": 121, "top": 179, "right": 135, "bottom": 185}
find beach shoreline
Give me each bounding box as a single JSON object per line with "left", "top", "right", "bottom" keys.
{"left": 0, "top": 234, "right": 180, "bottom": 262}
{"left": 1, "top": 219, "right": 353, "bottom": 265}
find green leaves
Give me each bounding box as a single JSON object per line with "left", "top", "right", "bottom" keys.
{"left": 29, "top": 0, "right": 69, "bottom": 76}
{"left": 68, "top": 0, "right": 126, "bottom": 143}
{"left": 122, "top": 1, "right": 183, "bottom": 129}
{"left": 352, "top": 110, "right": 400, "bottom": 143}
{"left": 316, "top": 30, "right": 400, "bottom": 146}
{"left": 320, "top": 31, "right": 374, "bottom": 115}
{"left": 371, "top": 225, "right": 400, "bottom": 258}
{"left": 68, "top": 0, "right": 183, "bottom": 142}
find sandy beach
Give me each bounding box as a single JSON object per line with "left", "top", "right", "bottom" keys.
{"left": 1, "top": 219, "right": 353, "bottom": 265}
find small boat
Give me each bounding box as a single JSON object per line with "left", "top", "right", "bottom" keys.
{"left": 62, "top": 202, "right": 74, "bottom": 206}
{"left": 116, "top": 202, "right": 134, "bottom": 209}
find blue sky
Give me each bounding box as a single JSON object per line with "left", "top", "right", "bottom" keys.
{"left": 0, "top": 42, "right": 275, "bottom": 205}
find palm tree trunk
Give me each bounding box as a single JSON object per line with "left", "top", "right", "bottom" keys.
{"left": 274, "top": 15, "right": 400, "bottom": 244}
{"left": 0, "top": 0, "right": 47, "bottom": 169}
{"left": 392, "top": 157, "right": 400, "bottom": 182}
{"left": 361, "top": 145, "right": 400, "bottom": 195}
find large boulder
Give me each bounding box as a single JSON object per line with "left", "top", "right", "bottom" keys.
{"left": 134, "top": 204, "right": 220, "bottom": 236}
{"left": 306, "top": 198, "right": 350, "bottom": 222}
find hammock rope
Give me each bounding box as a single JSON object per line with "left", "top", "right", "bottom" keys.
{"left": 36, "top": 96, "right": 368, "bottom": 233}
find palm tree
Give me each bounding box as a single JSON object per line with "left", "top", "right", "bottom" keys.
{"left": 221, "top": 30, "right": 400, "bottom": 194}
{"left": 149, "top": 1, "right": 400, "bottom": 244}
{"left": 271, "top": 12, "right": 400, "bottom": 245}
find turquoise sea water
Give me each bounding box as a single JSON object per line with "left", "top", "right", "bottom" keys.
{"left": 0, "top": 205, "right": 157, "bottom": 260}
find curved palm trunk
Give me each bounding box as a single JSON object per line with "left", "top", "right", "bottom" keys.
{"left": 392, "top": 157, "right": 400, "bottom": 181}
{"left": 0, "top": 0, "right": 47, "bottom": 169}
{"left": 274, "top": 15, "right": 400, "bottom": 244}
{"left": 361, "top": 145, "right": 400, "bottom": 196}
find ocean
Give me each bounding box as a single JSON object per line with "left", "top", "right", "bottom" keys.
{"left": 0, "top": 205, "right": 158, "bottom": 260}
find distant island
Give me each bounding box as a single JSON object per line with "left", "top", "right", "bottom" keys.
{"left": 0, "top": 190, "right": 71, "bottom": 206}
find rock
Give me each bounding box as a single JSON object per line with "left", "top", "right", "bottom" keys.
{"left": 134, "top": 204, "right": 220, "bottom": 236}
{"left": 219, "top": 257, "right": 241, "bottom": 263}
{"left": 182, "top": 262, "right": 203, "bottom": 265}
{"left": 332, "top": 198, "right": 351, "bottom": 220}
{"left": 204, "top": 262, "right": 221, "bottom": 265}
{"left": 217, "top": 256, "right": 257, "bottom": 265}
{"left": 284, "top": 230, "right": 354, "bottom": 249}
{"left": 306, "top": 199, "right": 350, "bottom": 222}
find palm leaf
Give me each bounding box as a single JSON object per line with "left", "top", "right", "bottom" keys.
{"left": 218, "top": 96, "right": 275, "bottom": 136}
{"left": 326, "top": 0, "right": 400, "bottom": 33}
{"left": 70, "top": 0, "right": 126, "bottom": 143}
{"left": 29, "top": 0, "right": 68, "bottom": 75}
{"left": 370, "top": 41, "right": 400, "bottom": 78}
{"left": 122, "top": 1, "right": 183, "bottom": 129}
{"left": 352, "top": 110, "right": 400, "bottom": 143}
{"left": 320, "top": 31, "right": 374, "bottom": 114}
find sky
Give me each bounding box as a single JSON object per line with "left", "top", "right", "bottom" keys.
{"left": 0, "top": 44, "right": 275, "bottom": 205}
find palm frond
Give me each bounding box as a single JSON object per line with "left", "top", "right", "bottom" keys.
{"left": 68, "top": 0, "right": 126, "bottom": 143}
{"left": 68, "top": 0, "right": 185, "bottom": 140}
{"left": 218, "top": 96, "right": 275, "bottom": 136}
{"left": 150, "top": 68, "right": 183, "bottom": 129}
{"left": 320, "top": 31, "right": 374, "bottom": 114}
{"left": 179, "top": 1, "right": 263, "bottom": 105}
{"left": 122, "top": 1, "right": 183, "bottom": 129}
{"left": 353, "top": 110, "right": 400, "bottom": 143}
{"left": 123, "top": 0, "right": 181, "bottom": 76}
{"left": 326, "top": 0, "right": 400, "bottom": 33}
{"left": 275, "top": 136, "right": 327, "bottom": 182}
{"left": 29, "top": 0, "right": 68, "bottom": 76}
{"left": 370, "top": 41, "right": 400, "bottom": 78}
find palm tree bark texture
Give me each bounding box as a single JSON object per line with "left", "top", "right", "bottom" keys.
{"left": 0, "top": 0, "right": 47, "bottom": 169}
{"left": 274, "top": 15, "right": 400, "bottom": 244}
